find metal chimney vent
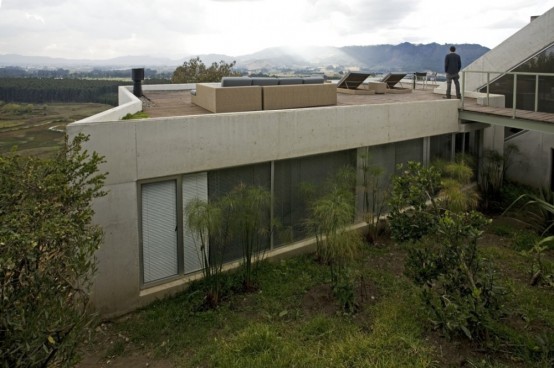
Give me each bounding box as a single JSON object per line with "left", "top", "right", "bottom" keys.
{"left": 131, "top": 68, "right": 145, "bottom": 97}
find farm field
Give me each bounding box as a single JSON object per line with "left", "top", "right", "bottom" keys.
{"left": 0, "top": 102, "right": 111, "bottom": 157}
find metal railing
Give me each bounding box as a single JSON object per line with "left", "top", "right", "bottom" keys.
{"left": 460, "top": 70, "right": 554, "bottom": 118}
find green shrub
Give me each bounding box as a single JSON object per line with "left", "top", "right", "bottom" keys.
{"left": 511, "top": 230, "right": 540, "bottom": 252}
{"left": 388, "top": 161, "right": 441, "bottom": 242}
{"left": 524, "top": 236, "right": 554, "bottom": 287}
{"left": 0, "top": 134, "right": 106, "bottom": 367}
{"left": 504, "top": 188, "right": 554, "bottom": 236}
{"left": 1, "top": 102, "right": 33, "bottom": 115}
{"left": 499, "top": 181, "right": 533, "bottom": 210}
{"left": 406, "top": 211, "right": 504, "bottom": 342}
{"left": 122, "top": 111, "right": 149, "bottom": 119}
{"left": 438, "top": 161, "right": 480, "bottom": 213}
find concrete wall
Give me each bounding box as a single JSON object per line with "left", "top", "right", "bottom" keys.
{"left": 462, "top": 6, "right": 554, "bottom": 92}
{"left": 78, "top": 87, "right": 142, "bottom": 124}
{"left": 458, "top": 7, "right": 554, "bottom": 189}
{"left": 77, "top": 84, "right": 197, "bottom": 124}
{"left": 505, "top": 131, "right": 554, "bottom": 188}
{"left": 70, "top": 99, "right": 460, "bottom": 186}
{"left": 67, "top": 95, "right": 462, "bottom": 317}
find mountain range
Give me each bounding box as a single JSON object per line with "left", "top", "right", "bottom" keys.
{"left": 0, "top": 42, "right": 489, "bottom": 73}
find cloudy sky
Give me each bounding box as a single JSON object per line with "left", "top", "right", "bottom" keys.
{"left": 0, "top": 0, "right": 552, "bottom": 60}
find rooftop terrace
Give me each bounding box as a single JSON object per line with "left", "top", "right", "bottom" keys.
{"left": 135, "top": 81, "right": 554, "bottom": 133}
{"left": 141, "top": 86, "right": 446, "bottom": 118}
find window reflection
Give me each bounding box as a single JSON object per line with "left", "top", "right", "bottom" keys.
{"left": 480, "top": 44, "right": 554, "bottom": 113}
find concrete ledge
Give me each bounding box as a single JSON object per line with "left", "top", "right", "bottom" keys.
{"left": 433, "top": 88, "right": 505, "bottom": 108}
{"left": 74, "top": 87, "right": 142, "bottom": 124}
{"left": 143, "top": 83, "right": 196, "bottom": 91}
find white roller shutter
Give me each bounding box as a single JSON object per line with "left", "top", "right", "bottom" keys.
{"left": 182, "top": 172, "right": 208, "bottom": 274}
{"left": 141, "top": 181, "right": 179, "bottom": 283}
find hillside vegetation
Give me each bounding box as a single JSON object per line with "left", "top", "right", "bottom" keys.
{"left": 0, "top": 102, "right": 110, "bottom": 157}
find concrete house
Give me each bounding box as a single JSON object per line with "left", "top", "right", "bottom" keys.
{"left": 67, "top": 7, "right": 554, "bottom": 318}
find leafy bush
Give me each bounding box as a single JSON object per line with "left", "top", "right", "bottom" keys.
{"left": 388, "top": 161, "right": 441, "bottom": 242}
{"left": 405, "top": 211, "right": 504, "bottom": 342}
{"left": 524, "top": 236, "right": 554, "bottom": 287}
{"left": 504, "top": 188, "right": 554, "bottom": 236}
{"left": 1, "top": 102, "right": 33, "bottom": 115}
{"left": 511, "top": 230, "right": 540, "bottom": 252}
{"left": 438, "top": 161, "right": 480, "bottom": 213}
{"left": 0, "top": 134, "right": 106, "bottom": 367}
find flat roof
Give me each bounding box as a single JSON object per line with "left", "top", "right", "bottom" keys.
{"left": 141, "top": 87, "right": 446, "bottom": 118}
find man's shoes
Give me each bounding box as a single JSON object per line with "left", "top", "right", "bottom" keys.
{"left": 442, "top": 96, "right": 451, "bottom": 99}
{"left": 456, "top": 95, "right": 462, "bottom": 99}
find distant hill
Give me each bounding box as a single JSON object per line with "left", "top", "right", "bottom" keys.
{"left": 0, "top": 42, "right": 489, "bottom": 73}
{"left": 233, "top": 43, "right": 489, "bottom": 72}
{"left": 340, "top": 43, "right": 489, "bottom": 72}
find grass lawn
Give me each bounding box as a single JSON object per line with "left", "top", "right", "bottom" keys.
{"left": 78, "top": 218, "right": 554, "bottom": 368}
{"left": 0, "top": 102, "right": 111, "bottom": 157}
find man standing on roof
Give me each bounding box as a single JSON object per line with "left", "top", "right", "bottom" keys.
{"left": 444, "top": 46, "right": 462, "bottom": 99}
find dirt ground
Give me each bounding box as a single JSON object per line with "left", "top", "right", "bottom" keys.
{"left": 77, "top": 323, "right": 173, "bottom": 368}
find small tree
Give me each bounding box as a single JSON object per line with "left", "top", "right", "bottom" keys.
{"left": 359, "top": 154, "right": 389, "bottom": 243}
{"left": 224, "top": 184, "right": 272, "bottom": 291}
{"left": 185, "top": 198, "right": 229, "bottom": 307}
{"left": 306, "top": 167, "right": 362, "bottom": 312}
{"left": 0, "top": 134, "right": 106, "bottom": 367}
{"left": 171, "top": 57, "right": 241, "bottom": 83}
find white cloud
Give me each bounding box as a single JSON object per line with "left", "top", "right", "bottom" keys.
{"left": 25, "top": 12, "right": 45, "bottom": 23}
{"left": 0, "top": 0, "right": 551, "bottom": 59}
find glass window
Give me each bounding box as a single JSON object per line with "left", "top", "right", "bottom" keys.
{"left": 208, "top": 163, "right": 271, "bottom": 262}
{"left": 430, "top": 134, "right": 453, "bottom": 162}
{"left": 182, "top": 172, "right": 208, "bottom": 274}
{"left": 395, "top": 138, "right": 424, "bottom": 167}
{"left": 480, "top": 43, "right": 554, "bottom": 112}
{"left": 273, "top": 150, "right": 356, "bottom": 247}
